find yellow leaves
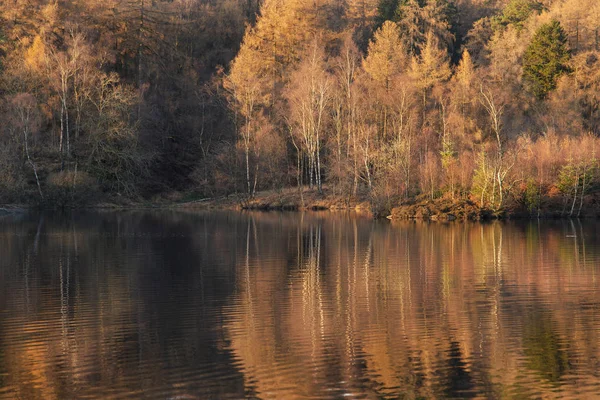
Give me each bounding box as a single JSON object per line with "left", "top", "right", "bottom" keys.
{"left": 234, "top": 0, "right": 333, "bottom": 81}
{"left": 226, "top": 30, "right": 271, "bottom": 116}
{"left": 363, "top": 21, "right": 407, "bottom": 89}
{"left": 227, "top": 0, "right": 335, "bottom": 117}
{"left": 346, "top": 0, "right": 379, "bottom": 26}
{"left": 572, "top": 51, "right": 600, "bottom": 91}
{"left": 25, "top": 35, "right": 47, "bottom": 72}
{"left": 41, "top": 2, "right": 59, "bottom": 26}
{"left": 455, "top": 50, "right": 475, "bottom": 90}
{"left": 410, "top": 31, "right": 451, "bottom": 91}
{"left": 548, "top": 0, "right": 600, "bottom": 52}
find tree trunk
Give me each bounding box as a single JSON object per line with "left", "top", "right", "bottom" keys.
{"left": 24, "top": 129, "right": 43, "bottom": 200}
{"left": 578, "top": 167, "right": 587, "bottom": 217}
{"left": 245, "top": 139, "right": 251, "bottom": 195}
{"left": 316, "top": 144, "right": 322, "bottom": 194}
{"left": 570, "top": 171, "right": 579, "bottom": 217}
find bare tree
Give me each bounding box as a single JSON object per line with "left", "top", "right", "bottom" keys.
{"left": 286, "top": 40, "right": 332, "bottom": 194}
{"left": 9, "top": 94, "right": 44, "bottom": 199}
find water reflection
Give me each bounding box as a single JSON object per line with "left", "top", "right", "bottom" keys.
{"left": 0, "top": 212, "right": 600, "bottom": 399}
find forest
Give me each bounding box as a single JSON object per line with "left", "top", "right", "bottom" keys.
{"left": 0, "top": 0, "right": 599, "bottom": 215}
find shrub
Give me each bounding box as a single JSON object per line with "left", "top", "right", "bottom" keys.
{"left": 523, "top": 179, "right": 541, "bottom": 212}
{"left": 44, "top": 170, "right": 99, "bottom": 208}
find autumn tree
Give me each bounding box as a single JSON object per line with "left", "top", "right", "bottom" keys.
{"left": 228, "top": 0, "right": 328, "bottom": 90}
{"left": 548, "top": 0, "right": 600, "bottom": 53}
{"left": 362, "top": 19, "right": 413, "bottom": 198}
{"left": 286, "top": 41, "right": 332, "bottom": 194}
{"left": 572, "top": 52, "right": 600, "bottom": 134}
{"left": 330, "top": 35, "right": 362, "bottom": 195}
{"left": 464, "top": 17, "right": 493, "bottom": 66}
{"left": 225, "top": 30, "right": 270, "bottom": 195}
{"left": 454, "top": 49, "right": 476, "bottom": 126}
{"left": 410, "top": 31, "right": 451, "bottom": 107}
{"left": 475, "top": 83, "right": 520, "bottom": 210}
{"left": 83, "top": 72, "right": 145, "bottom": 195}
{"left": 436, "top": 51, "right": 475, "bottom": 197}
{"left": 363, "top": 21, "right": 407, "bottom": 90}
{"left": 450, "top": 50, "right": 479, "bottom": 141}
{"left": 46, "top": 30, "right": 94, "bottom": 163}
{"left": 7, "top": 94, "right": 43, "bottom": 199}
{"left": 225, "top": 0, "right": 338, "bottom": 195}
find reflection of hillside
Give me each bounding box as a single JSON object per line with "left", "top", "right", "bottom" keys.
{"left": 0, "top": 211, "right": 247, "bottom": 399}
{"left": 1, "top": 212, "right": 600, "bottom": 398}
{"left": 225, "top": 217, "right": 600, "bottom": 399}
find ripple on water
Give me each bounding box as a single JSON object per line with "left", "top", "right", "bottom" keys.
{"left": 2, "top": 214, "right": 600, "bottom": 398}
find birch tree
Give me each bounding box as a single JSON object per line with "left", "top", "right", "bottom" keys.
{"left": 286, "top": 41, "right": 332, "bottom": 194}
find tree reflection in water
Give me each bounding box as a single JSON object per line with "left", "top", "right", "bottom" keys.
{"left": 0, "top": 211, "right": 599, "bottom": 399}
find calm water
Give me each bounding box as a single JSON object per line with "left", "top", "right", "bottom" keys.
{"left": 1, "top": 211, "right": 600, "bottom": 399}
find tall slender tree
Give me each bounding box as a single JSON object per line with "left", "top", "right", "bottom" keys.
{"left": 363, "top": 21, "right": 407, "bottom": 90}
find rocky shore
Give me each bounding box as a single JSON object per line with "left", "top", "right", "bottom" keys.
{"left": 387, "top": 196, "right": 600, "bottom": 221}
{"left": 388, "top": 199, "right": 497, "bottom": 221}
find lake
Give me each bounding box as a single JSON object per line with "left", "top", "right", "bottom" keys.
{"left": 0, "top": 211, "right": 599, "bottom": 399}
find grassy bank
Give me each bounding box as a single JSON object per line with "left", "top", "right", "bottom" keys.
{"left": 171, "top": 187, "right": 374, "bottom": 214}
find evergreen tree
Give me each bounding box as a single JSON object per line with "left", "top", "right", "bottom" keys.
{"left": 523, "top": 20, "right": 571, "bottom": 100}
{"left": 394, "top": 0, "right": 456, "bottom": 54}
{"left": 493, "top": 0, "right": 543, "bottom": 30}
{"left": 376, "top": 0, "right": 401, "bottom": 26}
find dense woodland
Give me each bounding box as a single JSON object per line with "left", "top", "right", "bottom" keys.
{"left": 0, "top": 0, "right": 599, "bottom": 214}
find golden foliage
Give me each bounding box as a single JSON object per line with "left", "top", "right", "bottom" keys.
{"left": 455, "top": 50, "right": 475, "bottom": 90}
{"left": 24, "top": 35, "right": 47, "bottom": 72}
{"left": 410, "top": 32, "right": 452, "bottom": 92}
{"left": 363, "top": 21, "right": 407, "bottom": 89}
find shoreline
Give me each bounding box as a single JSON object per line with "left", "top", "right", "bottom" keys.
{"left": 160, "top": 189, "right": 600, "bottom": 221}
{"left": 167, "top": 191, "right": 600, "bottom": 221}
{"left": 4, "top": 188, "right": 600, "bottom": 221}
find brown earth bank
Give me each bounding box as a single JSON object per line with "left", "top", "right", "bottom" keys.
{"left": 163, "top": 188, "right": 600, "bottom": 221}
{"left": 24, "top": 186, "right": 370, "bottom": 214}
{"left": 7, "top": 187, "right": 600, "bottom": 221}
{"left": 170, "top": 187, "right": 374, "bottom": 215}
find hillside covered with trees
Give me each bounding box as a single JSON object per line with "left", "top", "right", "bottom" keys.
{"left": 1, "top": 0, "right": 599, "bottom": 215}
